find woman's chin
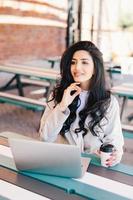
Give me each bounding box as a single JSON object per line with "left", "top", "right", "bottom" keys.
{"left": 73, "top": 77, "right": 82, "bottom": 82}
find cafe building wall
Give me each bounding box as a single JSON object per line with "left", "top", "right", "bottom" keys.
{"left": 0, "top": 0, "right": 67, "bottom": 61}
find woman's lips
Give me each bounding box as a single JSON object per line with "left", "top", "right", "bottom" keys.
{"left": 74, "top": 72, "right": 83, "bottom": 77}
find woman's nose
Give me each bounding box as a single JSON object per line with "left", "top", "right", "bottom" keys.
{"left": 75, "top": 62, "right": 81, "bottom": 70}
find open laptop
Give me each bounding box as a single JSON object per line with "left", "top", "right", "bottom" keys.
{"left": 9, "top": 138, "right": 91, "bottom": 178}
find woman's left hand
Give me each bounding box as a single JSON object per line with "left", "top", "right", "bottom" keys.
{"left": 105, "top": 150, "right": 117, "bottom": 167}
{"left": 94, "top": 149, "right": 118, "bottom": 167}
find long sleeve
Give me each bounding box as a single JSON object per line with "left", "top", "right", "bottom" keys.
{"left": 39, "top": 98, "right": 70, "bottom": 142}
{"left": 102, "top": 95, "right": 124, "bottom": 164}
{"left": 84, "top": 95, "right": 124, "bottom": 165}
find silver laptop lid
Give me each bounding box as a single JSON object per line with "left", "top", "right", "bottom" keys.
{"left": 9, "top": 138, "right": 84, "bottom": 178}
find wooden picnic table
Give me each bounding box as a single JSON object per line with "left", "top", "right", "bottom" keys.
{"left": 111, "top": 83, "right": 133, "bottom": 120}
{"left": 0, "top": 63, "right": 60, "bottom": 111}
{"left": 0, "top": 63, "right": 60, "bottom": 98}
{"left": 44, "top": 56, "right": 61, "bottom": 68}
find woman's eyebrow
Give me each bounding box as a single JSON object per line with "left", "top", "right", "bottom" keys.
{"left": 72, "top": 58, "right": 90, "bottom": 61}
{"left": 80, "top": 58, "right": 90, "bottom": 61}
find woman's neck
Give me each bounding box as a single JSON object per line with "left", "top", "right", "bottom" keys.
{"left": 80, "top": 81, "right": 90, "bottom": 91}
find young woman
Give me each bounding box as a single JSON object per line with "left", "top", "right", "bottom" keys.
{"left": 39, "top": 41, "right": 124, "bottom": 167}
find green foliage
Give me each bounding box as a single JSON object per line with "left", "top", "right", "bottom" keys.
{"left": 119, "top": 13, "right": 133, "bottom": 29}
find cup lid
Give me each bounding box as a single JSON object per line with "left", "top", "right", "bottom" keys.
{"left": 100, "top": 143, "right": 115, "bottom": 152}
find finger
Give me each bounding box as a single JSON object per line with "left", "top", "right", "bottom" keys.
{"left": 106, "top": 157, "right": 116, "bottom": 167}
{"left": 106, "top": 155, "right": 116, "bottom": 162}
{"left": 70, "top": 82, "right": 80, "bottom": 87}
{"left": 71, "top": 87, "right": 82, "bottom": 97}
{"left": 69, "top": 84, "right": 80, "bottom": 90}
{"left": 75, "top": 85, "right": 81, "bottom": 90}
{"left": 106, "top": 160, "right": 116, "bottom": 167}
{"left": 106, "top": 163, "right": 112, "bottom": 167}
{"left": 69, "top": 86, "right": 81, "bottom": 96}
{"left": 106, "top": 158, "right": 116, "bottom": 164}
{"left": 72, "top": 89, "right": 81, "bottom": 98}
{"left": 75, "top": 85, "right": 82, "bottom": 93}
{"left": 94, "top": 150, "right": 101, "bottom": 156}
{"left": 68, "top": 86, "right": 78, "bottom": 92}
{"left": 110, "top": 152, "right": 117, "bottom": 156}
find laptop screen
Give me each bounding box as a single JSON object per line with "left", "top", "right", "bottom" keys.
{"left": 9, "top": 138, "right": 90, "bottom": 178}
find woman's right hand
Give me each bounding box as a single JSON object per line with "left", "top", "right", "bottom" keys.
{"left": 59, "top": 83, "right": 82, "bottom": 112}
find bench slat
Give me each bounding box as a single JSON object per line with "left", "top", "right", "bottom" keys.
{"left": 0, "top": 92, "right": 46, "bottom": 111}
{"left": 4, "top": 62, "right": 59, "bottom": 74}
{"left": 0, "top": 65, "right": 59, "bottom": 80}
{"left": 21, "top": 77, "right": 50, "bottom": 87}
{"left": 122, "top": 124, "right": 133, "bottom": 132}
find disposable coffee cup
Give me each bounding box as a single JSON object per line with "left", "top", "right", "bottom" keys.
{"left": 100, "top": 144, "right": 115, "bottom": 167}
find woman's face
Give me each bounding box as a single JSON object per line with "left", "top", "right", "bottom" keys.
{"left": 71, "top": 50, "right": 95, "bottom": 89}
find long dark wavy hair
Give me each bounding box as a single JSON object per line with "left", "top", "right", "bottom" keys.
{"left": 50, "top": 41, "right": 111, "bottom": 138}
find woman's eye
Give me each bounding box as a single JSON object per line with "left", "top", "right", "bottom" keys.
{"left": 71, "top": 61, "right": 76, "bottom": 65}
{"left": 82, "top": 61, "right": 89, "bottom": 65}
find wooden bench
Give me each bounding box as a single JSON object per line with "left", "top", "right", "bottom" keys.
{"left": 106, "top": 66, "right": 121, "bottom": 86}
{"left": 20, "top": 77, "right": 50, "bottom": 95}
{"left": 111, "top": 83, "right": 133, "bottom": 120}
{"left": 20, "top": 77, "right": 50, "bottom": 87}
{"left": 122, "top": 124, "right": 133, "bottom": 132}
{"left": 0, "top": 92, "right": 46, "bottom": 111}
{"left": 0, "top": 131, "right": 33, "bottom": 140}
